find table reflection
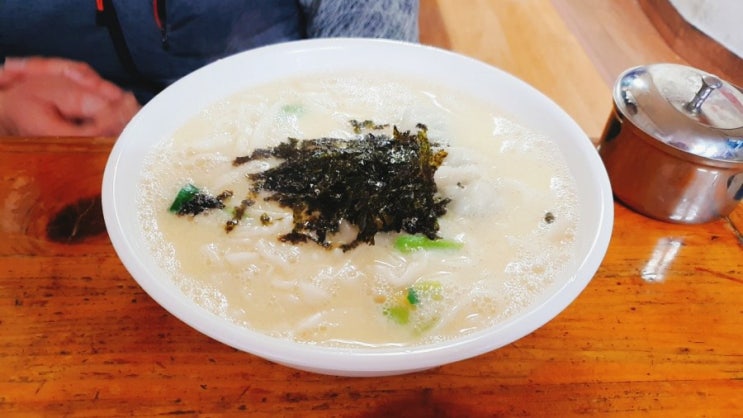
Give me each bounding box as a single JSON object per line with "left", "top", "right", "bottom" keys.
{"left": 640, "top": 237, "right": 683, "bottom": 282}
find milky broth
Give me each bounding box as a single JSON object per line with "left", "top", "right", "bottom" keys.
{"left": 138, "top": 74, "right": 579, "bottom": 348}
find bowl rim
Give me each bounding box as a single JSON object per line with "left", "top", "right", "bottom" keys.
{"left": 102, "top": 38, "right": 614, "bottom": 376}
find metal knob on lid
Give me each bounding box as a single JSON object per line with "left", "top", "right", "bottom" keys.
{"left": 684, "top": 75, "right": 722, "bottom": 114}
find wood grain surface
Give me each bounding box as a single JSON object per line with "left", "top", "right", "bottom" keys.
{"left": 2, "top": 1, "right": 743, "bottom": 416}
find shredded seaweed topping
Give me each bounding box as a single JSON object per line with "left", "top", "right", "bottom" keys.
{"left": 349, "top": 119, "right": 389, "bottom": 134}
{"left": 225, "top": 198, "right": 254, "bottom": 232}
{"left": 234, "top": 123, "right": 450, "bottom": 251}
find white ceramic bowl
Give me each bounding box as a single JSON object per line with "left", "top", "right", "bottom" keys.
{"left": 102, "top": 38, "right": 613, "bottom": 377}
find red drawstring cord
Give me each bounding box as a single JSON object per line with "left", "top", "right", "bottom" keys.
{"left": 152, "top": 0, "right": 164, "bottom": 30}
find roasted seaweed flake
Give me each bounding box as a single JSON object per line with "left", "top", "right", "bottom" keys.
{"left": 349, "top": 119, "right": 389, "bottom": 134}
{"left": 169, "top": 184, "right": 229, "bottom": 216}
{"left": 225, "top": 198, "right": 255, "bottom": 232}
{"left": 544, "top": 211, "right": 555, "bottom": 224}
{"left": 234, "top": 123, "right": 450, "bottom": 251}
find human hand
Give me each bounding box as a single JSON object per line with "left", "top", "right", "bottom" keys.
{"left": 0, "top": 57, "right": 141, "bottom": 136}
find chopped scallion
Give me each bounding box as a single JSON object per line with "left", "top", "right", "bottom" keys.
{"left": 394, "top": 235, "right": 462, "bottom": 253}
{"left": 168, "top": 184, "right": 200, "bottom": 213}
{"left": 281, "top": 104, "right": 303, "bottom": 115}
{"left": 406, "top": 287, "right": 420, "bottom": 305}
{"left": 383, "top": 306, "right": 410, "bottom": 325}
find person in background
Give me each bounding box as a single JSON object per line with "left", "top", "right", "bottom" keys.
{"left": 0, "top": 0, "right": 419, "bottom": 137}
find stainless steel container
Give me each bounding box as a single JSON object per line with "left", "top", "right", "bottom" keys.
{"left": 597, "top": 63, "right": 743, "bottom": 223}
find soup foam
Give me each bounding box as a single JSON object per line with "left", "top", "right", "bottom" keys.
{"left": 138, "top": 73, "right": 579, "bottom": 348}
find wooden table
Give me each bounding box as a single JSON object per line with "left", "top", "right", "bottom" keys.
{"left": 2, "top": 1, "right": 743, "bottom": 416}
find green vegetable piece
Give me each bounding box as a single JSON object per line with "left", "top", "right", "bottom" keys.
{"left": 384, "top": 281, "right": 445, "bottom": 330}
{"left": 384, "top": 306, "right": 410, "bottom": 325}
{"left": 406, "top": 287, "right": 420, "bottom": 305}
{"left": 394, "top": 235, "right": 463, "bottom": 253}
{"left": 281, "top": 104, "right": 303, "bottom": 116}
{"left": 169, "top": 184, "right": 200, "bottom": 213}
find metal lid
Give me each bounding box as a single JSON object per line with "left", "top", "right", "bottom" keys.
{"left": 614, "top": 63, "right": 743, "bottom": 163}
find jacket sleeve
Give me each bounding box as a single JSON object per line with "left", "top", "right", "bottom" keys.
{"left": 298, "top": 0, "right": 419, "bottom": 43}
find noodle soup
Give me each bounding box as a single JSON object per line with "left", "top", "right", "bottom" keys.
{"left": 138, "top": 73, "right": 579, "bottom": 348}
